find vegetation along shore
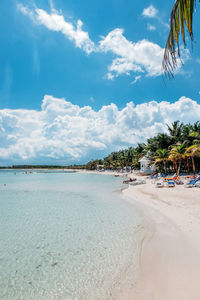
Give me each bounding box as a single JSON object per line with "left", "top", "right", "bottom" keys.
{"left": 1, "top": 121, "right": 200, "bottom": 174}
{"left": 80, "top": 120, "right": 200, "bottom": 174}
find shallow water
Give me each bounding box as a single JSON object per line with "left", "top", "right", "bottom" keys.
{"left": 0, "top": 171, "right": 145, "bottom": 300}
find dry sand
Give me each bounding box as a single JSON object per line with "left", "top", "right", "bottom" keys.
{"left": 120, "top": 176, "right": 200, "bottom": 300}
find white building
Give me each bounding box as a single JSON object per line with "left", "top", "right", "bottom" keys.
{"left": 96, "top": 165, "right": 104, "bottom": 171}
{"left": 139, "top": 156, "right": 155, "bottom": 174}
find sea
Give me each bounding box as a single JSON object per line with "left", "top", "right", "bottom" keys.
{"left": 0, "top": 171, "right": 145, "bottom": 300}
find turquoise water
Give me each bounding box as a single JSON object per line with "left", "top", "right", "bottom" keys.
{"left": 0, "top": 171, "right": 145, "bottom": 300}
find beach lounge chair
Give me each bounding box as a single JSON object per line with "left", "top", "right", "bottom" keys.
{"left": 185, "top": 176, "right": 200, "bottom": 188}
{"left": 195, "top": 182, "right": 200, "bottom": 188}
{"left": 184, "top": 182, "right": 194, "bottom": 188}
{"left": 156, "top": 182, "right": 164, "bottom": 188}
{"left": 184, "top": 180, "right": 196, "bottom": 188}
{"left": 196, "top": 176, "right": 200, "bottom": 182}
{"left": 167, "top": 181, "right": 175, "bottom": 188}
{"left": 175, "top": 179, "right": 184, "bottom": 185}
{"left": 150, "top": 174, "right": 158, "bottom": 179}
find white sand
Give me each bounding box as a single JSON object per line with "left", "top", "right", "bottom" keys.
{"left": 119, "top": 177, "right": 200, "bottom": 300}
{"left": 75, "top": 169, "right": 200, "bottom": 299}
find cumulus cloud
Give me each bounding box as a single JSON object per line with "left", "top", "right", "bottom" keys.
{"left": 17, "top": 3, "right": 95, "bottom": 54}
{"left": 142, "top": 5, "right": 158, "bottom": 18}
{"left": 99, "top": 28, "right": 164, "bottom": 78}
{"left": 0, "top": 95, "right": 200, "bottom": 165}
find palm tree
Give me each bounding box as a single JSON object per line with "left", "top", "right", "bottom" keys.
{"left": 180, "top": 123, "right": 193, "bottom": 146}
{"left": 192, "top": 121, "right": 200, "bottom": 132}
{"left": 85, "top": 121, "right": 200, "bottom": 173}
{"left": 186, "top": 131, "right": 200, "bottom": 172}
{"left": 146, "top": 134, "right": 172, "bottom": 155}
{"left": 169, "top": 143, "right": 186, "bottom": 175}
{"left": 190, "top": 131, "right": 200, "bottom": 143}
{"left": 167, "top": 121, "right": 183, "bottom": 143}
{"left": 154, "top": 149, "right": 169, "bottom": 173}
{"left": 162, "top": 0, "right": 196, "bottom": 77}
{"left": 186, "top": 144, "right": 200, "bottom": 172}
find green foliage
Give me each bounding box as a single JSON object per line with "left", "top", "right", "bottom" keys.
{"left": 3, "top": 121, "right": 200, "bottom": 173}
{"left": 85, "top": 120, "right": 200, "bottom": 173}
{"left": 163, "top": 0, "right": 198, "bottom": 77}
{"left": 85, "top": 159, "right": 104, "bottom": 170}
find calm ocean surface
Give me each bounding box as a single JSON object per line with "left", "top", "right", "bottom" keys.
{"left": 0, "top": 171, "right": 145, "bottom": 300}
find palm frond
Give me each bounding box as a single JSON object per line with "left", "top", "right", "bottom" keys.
{"left": 186, "top": 144, "right": 200, "bottom": 156}
{"left": 162, "top": 0, "right": 197, "bottom": 78}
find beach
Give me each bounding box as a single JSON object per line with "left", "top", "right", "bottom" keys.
{"left": 73, "top": 169, "right": 200, "bottom": 299}
{"left": 119, "top": 175, "right": 200, "bottom": 300}
{"left": 1, "top": 169, "right": 200, "bottom": 299}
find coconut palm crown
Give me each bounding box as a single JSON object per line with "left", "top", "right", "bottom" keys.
{"left": 84, "top": 121, "right": 200, "bottom": 173}
{"left": 154, "top": 149, "right": 169, "bottom": 172}
{"left": 162, "top": 0, "right": 199, "bottom": 77}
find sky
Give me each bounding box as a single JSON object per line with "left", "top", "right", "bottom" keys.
{"left": 0, "top": 0, "right": 200, "bottom": 165}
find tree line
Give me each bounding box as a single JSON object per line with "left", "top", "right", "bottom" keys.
{"left": 84, "top": 121, "right": 200, "bottom": 174}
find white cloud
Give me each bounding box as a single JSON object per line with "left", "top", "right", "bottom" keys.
{"left": 17, "top": 3, "right": 95, "bottom": 54}
{"left": 142, "top": 5, "right": 158, "bottom": 18}
{"left": 17, "top": 3, "right": 184, "bottom": 80}
{"left": 131, "top": 75, "right": 141, "bottom": 85}
{"left": 17, "top": 3, "right": 35, "bottom": 20}
{"left": 147, "top": 24, "right": 156, "bottom": 31}
{"left": 99, "top": 28, "right": 164, "bottom": 77}
{"left": 142, "top": 5, "right": 169, "bottom": 30}
{"left": 108, "top": 58, "right": 143, "bottom": 75}
{"left": 48, "top": 0, "right": 55, "bottom": 12}
{"left": 106, "top": 73, "right": 115, "bottom": 80}
{"left": 0, "top": 95, "right": 200, "bottom": 165}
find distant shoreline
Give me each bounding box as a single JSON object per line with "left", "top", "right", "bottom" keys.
{"left": 0, "top": 168, "right": 77, "bottom": 172}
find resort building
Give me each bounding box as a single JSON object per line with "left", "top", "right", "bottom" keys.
{"left": 96, "top": 164, "right": 105, "bottom": 171}
{"left": 139, "top": 155, "right": 155, "bottom": 174}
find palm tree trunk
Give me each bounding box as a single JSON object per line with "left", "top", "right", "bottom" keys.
{"left": 177, "top": 158, "right": 181, "bottom": 175}
{"left": 186, "top": 157, "right": 190, "bottom": 173}
{"left": 164, "top": 161, "right": 167, "bottom": 174}
{"left": 173, "top": 160, "right": 177, "bottom": 174}
{"left": 191, "top": 156, "right": 196, "bottom": 173}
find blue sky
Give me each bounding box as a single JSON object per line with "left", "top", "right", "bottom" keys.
{"left": 0, "top": 0, "right": 200, "bottom": 165}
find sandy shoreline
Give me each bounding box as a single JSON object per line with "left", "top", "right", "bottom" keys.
{"left": 119, "top": 176, "right": 200, "bottom": 300}
{"left": 5, "top": 168, "right": 200, "bottom": 298}
{"left": 74, "top": 169, "right": 200, "bottom": 299}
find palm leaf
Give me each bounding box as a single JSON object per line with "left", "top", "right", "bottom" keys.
{"left": 162, "top": 0, "right": 198, "bottom": 78}
{"left": 186, "top": 144, "right": 200, "bottom": 156}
